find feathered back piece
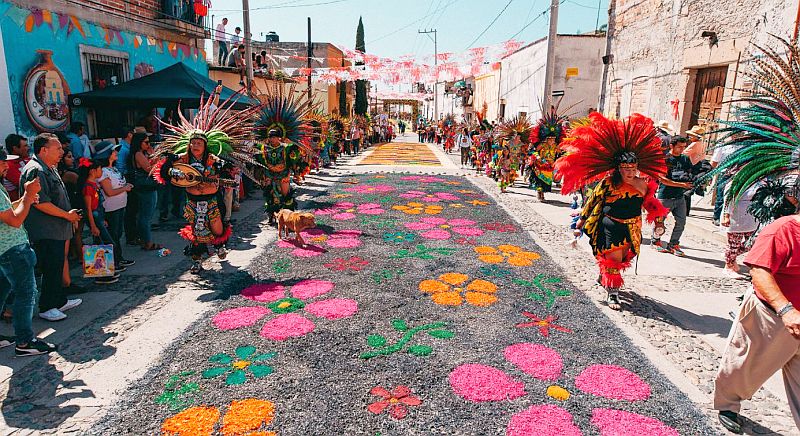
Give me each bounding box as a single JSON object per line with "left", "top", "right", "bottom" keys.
{"left": 708, "top": 35, "right": 800, "bottom": 203}
{"left": 555, "top": 112, "right": 666, "bottom": 194}
{"left": 155, "top": 90, "right": 263, "bottom": 175}
{"left": 255, "top": 82, "right": 316, "bottom": 155}
{"left": 495, "top": 115, "right": 532, "bottom": 145}
{"left": 530, "top": 103, "right": 571, "bottom": 145}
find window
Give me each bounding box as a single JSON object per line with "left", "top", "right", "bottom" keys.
{"left": 79, "top": 46, "right": 131, "bottom": 138}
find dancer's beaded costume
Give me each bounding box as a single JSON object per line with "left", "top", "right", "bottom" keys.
{"left": 529, "top": 106, "right": 568, "bottom": 195}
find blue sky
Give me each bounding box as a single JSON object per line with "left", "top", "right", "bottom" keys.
{"left": 210, "top": 0, "right": 608, "bottom": 61}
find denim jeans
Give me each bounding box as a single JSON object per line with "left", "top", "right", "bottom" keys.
{"left": 124, "top": 189, "right": 139, "bottom": 243}
{"left": 159, "top": 184, "right": 185, "bottom": 219}
{"left": 137, "top": 189, "right": 157, "bottom": 244}
{"left": 32, "top": 239, "right": 67, "bottom": 312}
{"left": 656, "top": 196, "right": 687, "bottom": 246}
{"left": 0, "top": 243, "right": 38, "bottom": 343}
{"left": 106, "top": 208, "right": 125, "bottom": 263}
{"left": 218, "top": 41, "right": 229, "bottom": 65}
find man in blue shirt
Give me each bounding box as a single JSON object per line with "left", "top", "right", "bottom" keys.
{"left": 117, "top": 126, "right": 133, "bottom": 175}
{"left": 66, "top": 122, "right": 90, "bottom": 162}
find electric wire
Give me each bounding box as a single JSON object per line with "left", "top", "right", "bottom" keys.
{"left": 465, "top": 0, "right": 514, "bottom": 49}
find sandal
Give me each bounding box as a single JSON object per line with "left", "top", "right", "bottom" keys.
{"left": 142, "top": 243, "right": 164, "bottom": 251}
{"left": 190, "top": 261, "right": 203, "bottom": 274}
{"left": 606, "top": 292, "right": 622, "bottom": 311}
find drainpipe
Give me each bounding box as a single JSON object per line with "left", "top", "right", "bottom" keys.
{"left": 598, "top": 0, "right": 615, "bottom": 113}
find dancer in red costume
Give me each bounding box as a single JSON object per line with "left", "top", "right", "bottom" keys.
{"left": 556, "top": 112, "right": 668, "bottom": 310}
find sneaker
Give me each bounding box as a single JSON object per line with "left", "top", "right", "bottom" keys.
{"left": 217, "top": 247, "right": 228, "bottom": 260}
{"left": 651, "top": 239, "right": 664, "bottom": 250}
{"left": 115, "top": 265, "right": 127, "bottom": 273}
{"left": 59, "top": 299, "right": 82, "bottom": 312}
{"left": 15, "top": 339, "right": 58, "bottom": 357}
{"left": 38, "top": 308, "right": 67, "bottom": 321}
{"left": 718, "top": 411, "right": 743, "bottom": 434}
{"left": 95, "top": 276, "right": 119, "bottom": 285}
{"left": 655, "top": 241, "right": 672, "bottom": 253}
{"left": 119, "top": 259, "right": 136, "bottom": 267}
{"left": 670, "top": 244, "right": 686, "bottom": 257}
{"left": 0, "top": 335, "right": 14, "bottom": 349}
{"left": 190, "top": 261, "right": 203, "bottom": 274}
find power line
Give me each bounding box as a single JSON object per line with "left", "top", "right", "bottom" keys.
{"left": 212, "top": 0, "right": 350, "bottom": 12}
{"left": 465, "top": 0, "right": 515, "bottom": 49}
{"left": 367, "top": 0, "right": 459, "bottom": 44}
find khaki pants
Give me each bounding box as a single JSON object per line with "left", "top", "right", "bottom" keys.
{"left": 714, "top": 291, "right": 800, "bottom": 429}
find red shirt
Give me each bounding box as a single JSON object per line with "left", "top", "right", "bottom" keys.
{"left": 3, "top": 158, "right": 28, "bottom": 201}
{"left": 82, "top": 181, "right": 100, "bottom": 212}
{"left": 745, "top": 215, "right": 800, "bottom": 306}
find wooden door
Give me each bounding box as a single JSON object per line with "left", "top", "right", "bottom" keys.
{"left": 689, "top": 66, "right": 727, "bottom": 130}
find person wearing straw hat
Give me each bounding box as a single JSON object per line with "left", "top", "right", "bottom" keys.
{"left": 683, "top": 125, "right": 711, "bottom": 217}
{"left": 655, "top": 120, "right": 674, "bottom": 153}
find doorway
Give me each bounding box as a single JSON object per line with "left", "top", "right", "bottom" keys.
{"left": 689, "top": 66, "right": 727, "bottom": 132}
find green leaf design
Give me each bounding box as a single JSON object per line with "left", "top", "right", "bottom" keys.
{"left": 407, "top": 344, "right": 433, "bottom": 356}
{"left": 235, "top": 345, "right": 256, "bottom": 360}
{"left": 225, "top": 369, "right": 247, "bottom": 385}
{"left": 391, "top": 319, "right": 409, "bottom": 332}
{"left": 367, "top": 334, "right": 387, "bottom": 347}
{"left": 201, "top": 366, "right": 229, "bottom": 379}
{"left": 252, "top": 352, "right": 277, "bottom": 362}
{"left": 208, "top": 353, "right": 233, "bottom": 365}
{"left": 428, "top": 329, "right": 455, "bottom": 339}
{"left": 249, "top": 364, "right": 274, "bottom": 378}
{"left": 179, "top": 370, "right": 196, "bottom": 377}
{"left": 528, "top": 292, "right": 544, "bottom": 302}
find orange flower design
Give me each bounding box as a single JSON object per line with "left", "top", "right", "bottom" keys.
{"left": 392, "top": 201, "right": 444, "bottom": 215}
{"left": 161, "top": 398, "right": 276, "bottom": 436}
{"left": 474, "top": 245, "right": 541, "bottom": 267}
{"left": 418, "top": 273, "right": 498, "bottom": 307}
{"left": 467, "top": 200, "right": 490, "bottom": 206}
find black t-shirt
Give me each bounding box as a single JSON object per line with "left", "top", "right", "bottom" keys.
{"left": 657, "top": 154, "right": 693, "bottom": 199}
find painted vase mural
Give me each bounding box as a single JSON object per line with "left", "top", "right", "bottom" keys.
{"left": 23, "top": 50, "right": 70, "bottom": 132}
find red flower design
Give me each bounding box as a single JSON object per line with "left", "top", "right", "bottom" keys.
{"left": 324, "top": 256, "right": 369, "bottom": 272}
{"left": 482, "top": 222, "right": 519, "bottom": 233}
{"left": 455, "top": 237, "right": 478, "bottom": 246}
{"left": 516, "top": 312, "right": 572, "bottom": 337}
{"left": 367, "top": 385, "right": 422, "bottom": 419}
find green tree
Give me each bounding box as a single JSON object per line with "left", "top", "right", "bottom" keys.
{"left": 339, "top": 81, "right": 348, "bottom": 116}
{"left": 354, "top": 16, "right": 368, "bottom": 116}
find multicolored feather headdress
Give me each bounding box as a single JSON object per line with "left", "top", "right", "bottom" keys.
{"left": 707, "top": 35, "right": 800, "bottom": 211}
{"left": 255, "top": 82, "right": 316, "bottom": 154}
{"left": 529, "top": 102, "right": 574, "bottom": 145}
{"left": 555, "top": 112, "right": 667, "bottom": 194}
{"left": 495, "top": 115, "right": 532, "bottom": 145}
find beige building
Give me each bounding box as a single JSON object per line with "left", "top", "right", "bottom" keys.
{"left": 601, "top": 0, "right": 795, "bottom": 137}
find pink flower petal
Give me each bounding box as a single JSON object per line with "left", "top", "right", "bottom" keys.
{"left": 212, "top": 306, "right": 270, "bottom": 330}
{"left": 336, "top": 202, "right": 355, "bottom": 208}
{"left": 421, "top": 229, "right": 451, "bottom": 240}
{"left": 392, "top": 385, "right": 412, "bottom": 398}
{"left": 292, "top": 245, "right": 325, "bottom": 257}
{"left": 326, "top": 238, "right": 362, "bottom": 249}
{"left": 421, "top": 217, "right": 447, "bottom": 225}
{"left": 276, "top": 239, "right": 299, "bottom": 248}
{"left": 452, "top": 227, "right": 484, "bottom": 237}
{"left": 303, "top": 228, "right": 325, "bottom": 237}
{"left": 241, "top": 283, "right": 286, "bottom": 302}
{"left": 367, "top": 400, "right": 389, "bottom": 415}
{"left": 420, "top": 196, "right": 441, "bottom": 203}
{"left": 370, "top": 386, "right": 392, "bottom": 399}
{"left": 507, "top": 405, "right": 582, "bottom": 436}
{"left": 405, "top": 222, "right": 437, "bottom": 231}
{"left": 575, "top": 365, "right": 651, "bottom": 401}
{"left": 435, "top": 192, "right": 460, "bottom": 201}
{"left": 389, "top": 404, "right": 408, "bottom": 419}
{"left": 503, "top": 343, "right": 563, "bottom": 381}
{"left": 360, "top": 208, "right": 384, "bottom": 215}
{"left": 315, "top": 208, "right": 336, "bottom": 215}
{"left": 304, "top": 298, "right": 358, "bottom": 319}
{"left": 449, "top": 364, "right": 526, "bottom": 402}
{"left": 331, "top": 229, "right": 363, "bottom": 238}
{"left": 332, "top": 212, "right": 356, "bottom": 220}
{"left": 448, "top": 218, "right": 476, "bottom": 226}
{"left": 291, "top": 279, "right": 335, "bottom": 299}
{"left": 260, "top": 313, "right": 315, "bottom": 340}
{"left": 591, "top": 409, "right": 678, "bottom": 436}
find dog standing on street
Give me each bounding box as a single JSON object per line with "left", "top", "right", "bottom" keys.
{"left": 275, "top": 209, "right": 316, "bottom": 246}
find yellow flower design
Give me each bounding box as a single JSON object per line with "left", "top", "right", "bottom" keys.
{"left": 467, "top": 200, "right": 490, "bottom": 206}
{"left": 474, "top": 245, "right": 541, "bottom": 267}
{"left": 418, "top": 273, "right": 498, "bottom": 307}
{"left": 332, "top": 193, "right": 352, "bottom": 199}
{"left": 392, "top": 201, "right": 444, "bottom": 215}
{"left": 449, "top": 203, "right": 466, "bottom": 209}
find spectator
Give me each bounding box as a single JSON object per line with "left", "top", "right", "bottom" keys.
{"left": 66, "top": 122, "right": 91, "bottom": 161}
{"left": 0, "top": 148, "right": 58, "bottom": 356}
{"left": 655, "top": 120, "right": 674, "bottom": 153}
{"left": 3, "top": 134, "right": 29, "bottom": 201}
{"left": 652, "top": 136, "right": 693, "bottom": 257}
{"left": 117, "top": 126, "right": 133, "bottom": 175}
{"left": 720, "top": 181, "right": 759, "bottom": 278}
{"left": 683, "top": 126, "right": 708, "bottom": 216}
{"left": 215, "top": 17, "right": 229, "bottom": 66}
{"left": 94, "top": 141, "right": 135, "bottom": 272}
{"left": 352, "top": 126, "right": 362, "bottom": 155}
{"left": 19, "top": 133, "right": 82, "bottom": 322}
{"left": 231, "top": 26, "right": 242, "bottom": 46}
{"left": 713, "top": 191, "right": 800, "bottom": 433}
{"left": 129, "top": 133, "right": 162, "bottom": 251}
{"left": 227, "top": 44, "right": 246, "bottom": 86}
{"left": 457, "top": 127, "right": 473, "bottom": 168}
{"left": 77, "top": 157, "right": 119, "bottom": 285}
{"left": 58, "top": 149, "right": 82, "bottom": 261}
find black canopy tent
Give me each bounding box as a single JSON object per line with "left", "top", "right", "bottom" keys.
{"left": 68, "top": 62, "right": 257, "bottom": 109}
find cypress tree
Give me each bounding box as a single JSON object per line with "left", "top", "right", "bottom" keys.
{"left": 354, "top": 17, "right": 368, "bottom": 116}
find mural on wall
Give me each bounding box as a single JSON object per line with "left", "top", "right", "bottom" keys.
{"left": 23, "top": 49, "right": 70, "bottom": 132}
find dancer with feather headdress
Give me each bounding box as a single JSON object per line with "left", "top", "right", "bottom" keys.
{"left": 556, "top": 112, "right": 668, "bottom": 310}
{"left": 153, "top": 89, "right": 263, "bottom": 274}
{"left": 528, "top": 105, "right": 569, "bottom": 201}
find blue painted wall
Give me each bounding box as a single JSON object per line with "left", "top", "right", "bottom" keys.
{"left": 0, "top": 1, "right": 208, "bottom": 137}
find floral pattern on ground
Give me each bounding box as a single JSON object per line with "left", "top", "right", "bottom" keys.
{"left": 315, "top": 202, "right": 385, "bottom": 220}
{"left": 418, "top": 273, "right": 499, "bottom": 307}
{"left": 449, "top": 343, "right": 671, "bottom": 435}
{"left": 367, "top": 385, "right": 422, "bottom": 420}
{"left": 277, "top": 228, "right": 363, "bottom": 257}
{"left": 475, "top": 245, "right": 541, "bottom": 266}
{"left": 392, "top": 201, "right": 443, "bottom": 215}
{"left": 360, "top": 319, "right": 454, "bottom": 359}
{"left": 404, "top": 217, "right": 484, "bottom": 240}
{"left": 516, "top": 312, "right": 573, "bottom": 337}
{"left": 212, "top": 280, "right": 358, "bottom": 341}
{"left": 383, "top": 231, "right": 417, "bottom": 244}
{"left": 155, "top": 371, "right": 199, "bottom": 410}
{"left": 201, "top": 345, "right": 276, "bottom": 386}
{"left": 399, "top": 175, "right": 447, "bottom": 183}
{"left": 482, "top": 222, "right": 520, "bottom": 233}
{"left": 513, "top": 275, "right": 573, "bottom": 309}
{"left": 345, "top": 183, "right": 395, "bottom": 194}
{"left": 390, "top": 244, "right": 457, "bottom": 260}
{"left": 324, "top": 256, "right": 370, "bottom": 272}
{"left": 161, "top": 398, "right": 276, "bottom": 436}
{"left": 399, "top": 190, "right": 461, "bottom": 202}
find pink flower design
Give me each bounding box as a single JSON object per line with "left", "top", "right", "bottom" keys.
{"left": 449, "top": 342, "right": 673, "bottom": 435}
{"left": 404, "top": 217, "right": 484, "bottom": 240}
{"left": 345, "top": 184, "right": 395, "bottom": 194}
{"left": 315, "top": 202, "right": 384, "bottom": 220}
{"left": 399, "top": 175, "right": 447, "bottom": 183}
{"left": 398, "top": 190, "right": 461, "bottom": 202}
{"left": 482, "top": 222, "right": 520, "bottom": 233}
{"left": 277, "top": 228, "right": 362, "bottom": 257}
{"left": 324, "top": 256, "right": 370, "bottom": 272}
{"left": 212, "top": 280, "right": 358, "bottom": 341}
{"left": 367, "top": 385, "right": 422, "bottom": 420}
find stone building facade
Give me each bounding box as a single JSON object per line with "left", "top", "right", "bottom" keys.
{"left": 601, "top": 0, "right": 794, "bottom": 140}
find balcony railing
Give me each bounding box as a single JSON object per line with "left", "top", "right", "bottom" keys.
{"left": 161, "top": 0, "right": 207, "bottom": 31}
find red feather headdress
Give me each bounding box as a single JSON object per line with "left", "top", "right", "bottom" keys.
{"left": 555, "top": 112, "right": 666, "bottom": 194}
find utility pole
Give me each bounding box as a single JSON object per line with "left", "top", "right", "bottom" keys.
{"left": 242, "top": 0, "right": 254, "bottom": 92}
{"left": 542, "top": 0, "right": 559, "bottom": 107}
{"left": 307, "top": 17, "right": 313, "bottom": 103}
{"left": 598, "top": 0, "right": 616, "bottom": 113}
{"left": 419, "top": 28, "right": 438, "bottom": 119}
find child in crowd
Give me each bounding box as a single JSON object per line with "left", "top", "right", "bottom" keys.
{"left": 77, "top": 158, "right": 119, "bottom": 285}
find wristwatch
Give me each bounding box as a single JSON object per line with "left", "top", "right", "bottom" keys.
{"left": 778, "top": 303, "right": 795, "bottom": 317}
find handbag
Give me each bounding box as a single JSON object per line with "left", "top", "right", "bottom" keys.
{"left": 133, "top": 167, "right": 158, "bottom": 191}
{"left": 82, "top": 244, "right": 115, "bottom": 277}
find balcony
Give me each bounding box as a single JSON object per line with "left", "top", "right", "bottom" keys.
{"left": 159, "top": 0, "right": 210, "bottom": 39}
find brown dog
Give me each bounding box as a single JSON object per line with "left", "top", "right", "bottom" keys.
{"left": 275, "top": 209, "right": 316, "bottom": 245}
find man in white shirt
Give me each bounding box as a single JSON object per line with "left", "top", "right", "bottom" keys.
{"left": 215, "top": 18, "right": 228, "bottom": 66}
{"left": 231, "top": 27, "right": 241, "bottom": 46}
